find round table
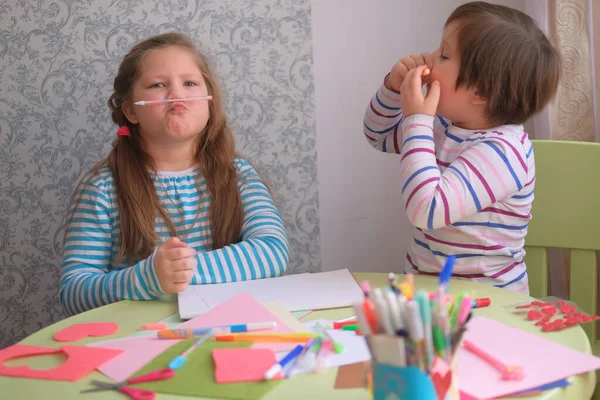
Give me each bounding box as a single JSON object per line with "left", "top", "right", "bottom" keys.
{"left": 1, "top": 273, "right": 595, "bottom": 399}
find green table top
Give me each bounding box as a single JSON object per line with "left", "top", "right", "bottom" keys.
{"left": 1, "top": 273, "right": 595, "bottom": 399}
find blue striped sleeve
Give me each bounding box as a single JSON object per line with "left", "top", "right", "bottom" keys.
{"left": 59, "top": 179, "right": 164, "bottom": 316}
{"left": 191, "top": 160, "right": 289, "bottom": 285}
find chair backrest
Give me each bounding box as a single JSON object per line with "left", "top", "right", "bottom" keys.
{"left": 526, "top": 140, "right": 600, "bottom": 341}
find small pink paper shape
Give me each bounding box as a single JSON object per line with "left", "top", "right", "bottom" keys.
{"left": 178, "top": 293, "right": 297, "bottom": 352}
{"left": 213, "top": 348, "right": 278, "bottom": 383}
{"left": 0, "top": 344, "right": 123, "bottom": 381}
{"left": 431, "top": 357, "right": 452, "bottom": 399}
{"left": 54, "top": 322, "right": 119, "bottom": 342}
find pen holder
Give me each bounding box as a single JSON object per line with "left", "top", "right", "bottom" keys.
{"left": 367, "top": 357, "right": 459, "bottom": 400}
{"left": 369, "top": 359, "right": 460, "bottom": 400}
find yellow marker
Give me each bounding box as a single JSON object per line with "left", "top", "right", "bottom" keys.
{"left": 422, "top": 68, "right": 431, "bottom": 76}
{"left": 400, "top": 282, "right": 413, "bottom": 299}
{"left": 400, "top": 273, "right": 414, "bottom": 299}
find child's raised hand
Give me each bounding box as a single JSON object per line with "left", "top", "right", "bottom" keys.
{"left": 153, "top": 237, "right": 197, "bottom": 294}
{"left": 385, "top": 53, "right": 431, "bottom": 92}
{"left": 400, "top": 65, "right": 440, "bottom": 118}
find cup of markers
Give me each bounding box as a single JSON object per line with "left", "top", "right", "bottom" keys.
{"left": 355, "top": 258, "right": 472, "bottom": 400}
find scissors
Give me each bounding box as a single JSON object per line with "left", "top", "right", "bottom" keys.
{"left": 80, "top": 368, "right": 174, "bottom": 400}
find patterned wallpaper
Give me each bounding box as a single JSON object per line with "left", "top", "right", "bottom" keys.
{"left": 0, "top": 0, "right": 319, "bottom": 348}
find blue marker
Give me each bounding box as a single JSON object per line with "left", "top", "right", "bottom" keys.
{"left": 436, "top": 256, "right": 456, "bottom": 361}
{"left": 264, "top": 344, "right": 304, "bottom": 380}
{"left": 168, "top": 331, "right": 212, "bottom": 370}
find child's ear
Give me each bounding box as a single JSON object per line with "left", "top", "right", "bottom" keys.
{"left": 122, "top": 101, "right": 139, "bottom": 124}
{"left": 470, "top": 91, "right": 487, "bottom": 106}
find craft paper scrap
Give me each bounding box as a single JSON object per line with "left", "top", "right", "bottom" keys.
{"left": 0, "top": 344, "right": 123, "bottom": 382}
{"left": 213, "top": 348, "right": 279, "bottom": 383}
{"left": 54, "top": 322, "right": 119, "bottom": 342}
{"left": 334, "top": 362, "right": 368, "bottom": 389}
{"left": 89, "top": 337, "right": 180, "bottom": 382}
{"left": 131, "top": 339, "right": 281, "bottom": 400}
{"left": 179, "top": 293, "right": 304, "bottom": 352}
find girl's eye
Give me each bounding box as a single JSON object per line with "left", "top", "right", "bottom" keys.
{"left": 440, "top": 55, "right": 449, "bottom": 60}
{"left": 184, "top": 81, "right": 197, "bottom": 87}
{"left": 150, "top": 83, "right": 165, "bottom": 88}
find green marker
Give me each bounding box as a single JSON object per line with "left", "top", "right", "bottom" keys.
{"left": 432, "top": 326, "right": 446, "bottom": 357}
{"left": 449, "top": 293, "right": 466, "bottom": 331}
{"left": 342, "top": 324, "right": 360, "bottom": 331}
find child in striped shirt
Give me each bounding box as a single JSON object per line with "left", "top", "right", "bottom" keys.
{"left": 60, "top": 32, "right": 288, "bottom": 315}
{"left": 363, "top": 2, "right": 561, "bottom": 293}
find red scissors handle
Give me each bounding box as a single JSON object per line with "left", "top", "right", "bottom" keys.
{"left": 127, "top": 368, "right": 175, "bottom": 384}
{"left": 120, "top": 386, "right": 155, "bottom": 400}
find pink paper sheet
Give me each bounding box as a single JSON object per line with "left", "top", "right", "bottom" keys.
{"left": 89, "top": 337, "right": 180, "bottom": 382}
{"left": 457, "top": 317, "right": 600, "bottom": 399}
{"left": 213, "top": 348, "right": 278, "bottom": 383}
{"left": 178, "top": 292, "right": 297, "bottom": 352}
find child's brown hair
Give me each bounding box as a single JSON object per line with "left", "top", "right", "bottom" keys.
{"left": 446, "top": 1, "right": 561, "bottom": 125}
{"left": 68, "top": 32, "right": 243, "bottom": 264}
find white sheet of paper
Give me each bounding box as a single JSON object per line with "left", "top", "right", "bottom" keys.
{"left": 177, "top": 269, "right": 363, "bottom": 319}
{"left": 283, "top": 319, "right": 371, "bottom": 375}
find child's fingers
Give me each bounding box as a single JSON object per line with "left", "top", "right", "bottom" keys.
{"left": 406, "top": 66, "right": 428, "bottom": 97}
{"left": 170, "top": 282, "right": 190, "bottom": 293}
{"left": 172, "top": 269, "right": 193, "bottom": 283}
{"left": 425, "top": 81, "right": 441, "bottom": 108}
{"left": 411, "top": 53, "right": 428, "bottom": 68}
{"left": 402, "top": 56, "right": 417, "bottom": 70}
{"left": 170, "top": 257, "right": 196, "bottom": 272}
{"left": 161, "top": 237, "right": 187, "bottom": 250}
{"left": 164, "top": 247, "right": 196, "bottom": 261}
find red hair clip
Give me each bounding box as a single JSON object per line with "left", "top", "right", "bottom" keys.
{"left": 116, "top": 126, "right": 131, "bottom": 137}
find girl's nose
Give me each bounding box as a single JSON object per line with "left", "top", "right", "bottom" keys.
{"left": 167, "top": 86, "right": 184, "bottom": 99}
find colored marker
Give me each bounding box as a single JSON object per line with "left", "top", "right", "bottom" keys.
{"left": 472, "top": 298, "right": 491, "bottom": 308}
{"left": 361, "top": 281, "right": 380, "bottom": 333}
{"left": 373, "top": 288, "right": 395, "bottom": 335}
{"left": 415, "top": 290, "right": 435, "bottom": 371}
{"left": 297, "top": 336, "right": 323, "bottom": 369}
{"left": 388, "top": 272, "right": 400, "bottom": 294}
{"left": 406, "top": 300, "right": 426, "bottom": 370}
{"left": 400, "top": 274, "right": 414, "bottom": 299}
{"left": 436, "top": 256, "right": 455, "bottom": 361}
{"left": 385, "top": 290, "right": 405, "bottom": 334}
{"left": 264, "top": 344, "right": 304, "bottom": 380}
{"left": 168, "top": 331, "right": 212, "bottom": 370}
{"left": 457, "top": 295, "right": 473, "bottom": 327}
{"left": 449, "top": 293, "right": 466, "bottom": 331}
{"left": 215, "top": 333, "right": 317, "bottom": 343}
{"left": 313, "top": 322, "right": 344, "bottom": 354}
{"left": 333, "top": 319, "right": 357, "bottom": 329}
{"left": 342, "top": 324, "right": 360, "bottom": 331}
{"left": 157, "top": 322, "right": 276, "bottom": 339}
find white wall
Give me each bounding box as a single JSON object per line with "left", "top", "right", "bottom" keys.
{"left": 311, "top": 0, "right": 528, "bottom": 273}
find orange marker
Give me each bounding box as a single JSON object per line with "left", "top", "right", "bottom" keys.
{"left": 361, "top": 281, "right": 379, "bottom": 333}
{"left": 215, "top": 333, "right": 317, "bottom": 343}
{"left": 422, "top": 68, "right": 431, "bottom": 76}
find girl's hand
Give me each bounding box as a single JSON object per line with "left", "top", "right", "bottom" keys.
{"left": 153, "top": 237, "right": 197, "bottom": 293}
{"left": 400, "top": 65, "right": 440, "bottom": 118}
{"left": 385, "top": 53, "right": 431, "bottom": 92}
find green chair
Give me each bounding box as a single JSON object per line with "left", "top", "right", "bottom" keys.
{"left": 524, "top": 140, "right": 600, "bottom": 398}
{"left": 525, "top": 140, "right": 599, "bottom": 342}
